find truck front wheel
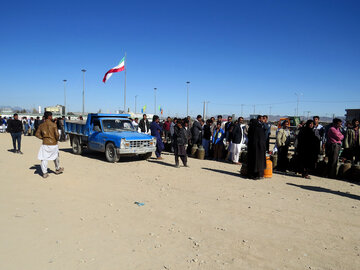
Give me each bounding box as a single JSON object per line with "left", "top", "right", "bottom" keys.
{"left": 105, "top": 143, "right": 119, "bottom": 163}
{"left": 72, "top": 136, "right": 83, "bottom": 155}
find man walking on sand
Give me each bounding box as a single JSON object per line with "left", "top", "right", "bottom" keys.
{"left": 7, "top": 113, "right": 23, "bottom": 154}
{"left": 35, "top": 111, "right": 64, "bottom": 178}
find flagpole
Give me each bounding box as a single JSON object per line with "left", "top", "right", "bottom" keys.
{"left": 124, "top": 52, "right": 127, "bottom": 112}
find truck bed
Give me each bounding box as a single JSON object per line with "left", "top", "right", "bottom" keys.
{"left": 65, "top": 120, "right": 87, "bottom": 136}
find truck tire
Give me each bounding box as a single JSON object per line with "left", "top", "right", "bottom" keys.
{"left": 140, "top": 152, "right": 152, "bottom": 160}
{"left": 105, "top": 142, "right": 119, "bottom": 163}
{"left": 72, "top": 136, "right": 83, "bottom": 155}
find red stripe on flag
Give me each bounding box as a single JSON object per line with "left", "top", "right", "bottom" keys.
{"left": 102, "top": 66, "right": 125, "bottom": 83}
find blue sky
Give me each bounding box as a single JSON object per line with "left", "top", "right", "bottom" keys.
{"left": 0, "top": 0, "right": 359, "bottom": 117}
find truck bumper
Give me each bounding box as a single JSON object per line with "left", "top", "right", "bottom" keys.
{"left": 117, "top": 146, "right": 156, "bottom": 155}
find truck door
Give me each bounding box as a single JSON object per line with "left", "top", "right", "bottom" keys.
{"left": 88, "top": 118, "right": 105, "bottom": 151}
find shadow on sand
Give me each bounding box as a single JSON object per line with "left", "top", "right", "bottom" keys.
{"left": 147, "top": 159, "right": 176, "bottom": 168}
{"left": 29, "top": 165, "right": 55, "bottom": 176}
{"left": 202, "top": 167, "right": 248, "bottom": 179}
{"left": 286, "top": 183, "right": 360, "bottom": 201}
{"left": 59, "top": 148, "right": 145, "bottom": 163}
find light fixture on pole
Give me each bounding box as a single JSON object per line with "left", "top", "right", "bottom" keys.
{"left": 135, "top": 95, "right": 138, "bottom": 114}
{"left": 154, "top": 88, "right": 157, "bottom": 115}
{"left": 81, "top": 69, "right": 86, "bottom": 116}
{"left": 186, "top": 81, "right": 190, "bottom": 116}
{"left": 63, "top": 80, "right": 67, "bottom": 116}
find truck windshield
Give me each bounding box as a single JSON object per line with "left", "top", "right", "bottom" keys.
{"left": 102, "top": 119, "right": 135, "bottom": 132}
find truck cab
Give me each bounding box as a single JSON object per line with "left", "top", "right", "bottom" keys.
{"left": 65, "top": 114, "right": 156, "bottom": 162}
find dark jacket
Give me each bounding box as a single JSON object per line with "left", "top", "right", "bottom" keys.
{"left": 173, "top": 125, "right": 187, "bottom": 145}
{"left": 7, "top": 119, "right": 23, "bottom": 133}
{"left": 225, "top": 121, "right": 234, "bottom": 141}
{"left": 34, "top": 119, "right": 41, "bottom": 130}
{"left": 231, "top": 124, "right": 243, "bottom": 144}
{"left": 297, "top": 126, "right": 319, "bottom": 169}
{"left": 247, "top": 119, "right": 266, "bottom": 176}
{"left": 139, "top": 118, "right": 150, "bottom": 133}
{"left": 191, "top": 120, "right": 202, "bottom": 143}
{"left": 203, "top": 124, "right": 211, "bottom": 140}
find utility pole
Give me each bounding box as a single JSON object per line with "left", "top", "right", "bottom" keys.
{"left": 241, "top": 104, "right": 244, "bottom": 117}
{"left": 124, "top": 52, "right": 127, "bottom": 112}
{"left": 253, "top": 104, "right": 256, "bottom": 114}
{"left": 63, "top": 80, "right": 67, "bottom": 116}
{"left": 203, "top": 101, "right": 206, "bottom": 120}
{"left": 81, "top": 69, "right": 86, "bottom": 116}
{"left": 154, "top": 88, "right": 157, "bottom": 115}
{"left": 186, "top": 81, "right": 190, "bottom": 116}
{"left": 135, "top": 95, "right": 138, "bottom": 114}
{"left": 205, "top": 101, "right": 210, "bottom": 120}
{"left": 269, "top": 105, "right": 272, "bottom": 116}
{"left": 295, "top": 92, "right": 303, "bottom": 116}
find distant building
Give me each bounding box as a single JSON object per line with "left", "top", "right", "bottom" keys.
{"left": 0, "top": 108, "right": 13, "bottom": 114}
{"left": 44, "top": 105, "right": 65, "bottom": 115}
{"left": 345, "top": 109, "right": 360, "bottom": 122}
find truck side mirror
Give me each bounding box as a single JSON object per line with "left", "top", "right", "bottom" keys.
{"left": 94, "top": 126, "right": 101, "bottom": 132}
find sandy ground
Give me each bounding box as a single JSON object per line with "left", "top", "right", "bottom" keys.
{"left": 0, "top": 133, "right": 359, "bottom": 270}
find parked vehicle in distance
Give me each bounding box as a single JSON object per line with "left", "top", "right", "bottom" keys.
{"left": 64, "top": 113, "right": 156, "bottom": 162}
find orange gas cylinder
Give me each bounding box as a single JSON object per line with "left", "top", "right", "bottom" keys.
{"left": 264, "top": 156, "right": 273, "bottom": 178}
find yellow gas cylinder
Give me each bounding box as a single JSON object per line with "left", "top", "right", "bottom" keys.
{"left": 264, "top": 155, "right": 273, "bottom": 178}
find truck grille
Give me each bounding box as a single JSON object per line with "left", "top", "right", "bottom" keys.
{"left": 129, "top": 140, "right": 151, "bottom": 148}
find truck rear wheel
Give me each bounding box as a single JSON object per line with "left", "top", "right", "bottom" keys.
{"left": 105, "top": 142, "right": 119, "bottom": 163}
{"left": 140, "top": 152, "right": 152, "bottom": 160}
{"left": 72, "top": 136, "right": 83, "bottom": 155}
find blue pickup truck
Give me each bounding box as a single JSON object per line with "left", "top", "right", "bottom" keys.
{"left": 64, "top": 113, "right": 156, "bottom": 162}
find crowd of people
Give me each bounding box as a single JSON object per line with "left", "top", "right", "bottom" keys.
{"left": 274, "top": 116, "right": 359, "bottom": 179}
{"left": 2, "top": 112, "right": 359, "bottom": 180}
{"left": 0, "top": 114, "right": 67, "bottom": 154}
{"left": 133, "top": 113, "right": 359, "bottom": 180}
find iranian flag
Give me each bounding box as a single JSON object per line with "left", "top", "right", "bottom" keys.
{"left": 102, "top": 57, "right": 125, "bottom": 83}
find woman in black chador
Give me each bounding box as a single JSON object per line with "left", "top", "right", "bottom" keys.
{"left": 247, "top": 118, "right": 266, "bottom": 179}
{"left": 297, "top": 120, "right": 319, "bottom": 179}
{"left": 173, "top": 120, "right": 188, "bottom": 168}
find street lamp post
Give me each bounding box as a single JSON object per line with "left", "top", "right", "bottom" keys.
{"left": 186, "top": 81, "right": 190, "bottom": 116}
{"left": 206, "top": 101, "right": 210, "bottom": 119}
{"left": 81, "top": 69, "right": 86, "bottom": 116}
{"left": 135, "top": 95, "right": 138, "bottom": 114}
{"left": 63, "top": 80, "right": 67, "bottom": 116}
{"left": 154, "top": 88, "right": 157, "bottom": 115}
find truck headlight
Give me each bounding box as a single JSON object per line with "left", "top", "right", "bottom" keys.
{"left": 151, "top": 137, "right": 157, "bottom": 146}
{"left": 120, "top": 138, "right": 126, "bottom": 149}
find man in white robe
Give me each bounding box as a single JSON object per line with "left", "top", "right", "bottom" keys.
{"left": 230, "top": 117, "right": 247, "bottom": 164}
{"left": 35, "top": 111, "right": 64, "bottom": 178}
